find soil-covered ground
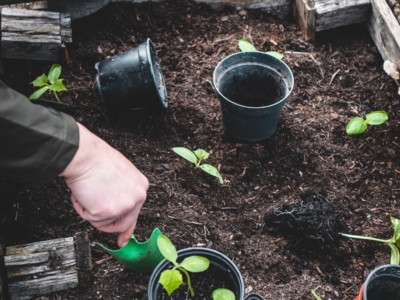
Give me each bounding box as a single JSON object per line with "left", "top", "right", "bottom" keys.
{"left": 1, "top": 1, "right": 400, "bottom": 299}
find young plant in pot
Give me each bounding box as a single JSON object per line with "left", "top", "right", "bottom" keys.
{"left": 148, "top": 234, "right": 265, "bottom": 300}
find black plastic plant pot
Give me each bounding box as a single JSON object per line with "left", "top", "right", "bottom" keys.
{"left": 213, "top": 52, "right": 294, "bottom": 142}
{"left": 357, "top": 264, "right": 400, "bottom": 300}
{"left": 95, "top": 38, "right": 168, "bottom": 111}
{"left": 148, "top": 248, "right": 252, "bottom": 300}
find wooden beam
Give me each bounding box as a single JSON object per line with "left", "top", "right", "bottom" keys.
{"left": 0, "top": 7, "right": 71, "bottom": 61}
{"left": 0, "top": 244, "right": 10, "bottom": 300}
{"left": 315, "top": 0, "right": 370, "bottom": 32}
{"left": 294, "top": 0, "right": 316, "bottom": 40}
{"left": 368, "top": 0, "right": 400, "bottom": 66}
{"left": 4, "top": 233, "right": 92, "bottom": 300}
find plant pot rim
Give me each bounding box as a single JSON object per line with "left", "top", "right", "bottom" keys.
{"left": 212, "top": 51, "right": 294, "bottom": 110}
{"left": 363, "top": 264, "right": 400, "bottom": 299}
{"left": 148, "top": 247, "right": 245, "bottom": 299}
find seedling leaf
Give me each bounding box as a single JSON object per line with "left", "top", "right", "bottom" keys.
{"left": 365, "top": 110, "right": 388, "bottom": 125}
{"left": 159, "top": 269, "right": 182, "bottom": 296}
{"left": 173, "top": 147, "right": 198, "bottom": 165}
{"left": 180, "top": 256, "right": 210, "bottom": 273}
{"left": 266, "top": 51, "right": 284, "bottom": 60}
{"left": 212, "top": 288, "right": 236, "bottom": 300}
{"left": 29, "top": 86, "right": 50, "bottom": 100}
{"left": 194, "top": 149, "right": 209, "bottom": 160}
{"left": 157, "top": 235, "right": 178, "bottom": 264}
{"left": 199, "top": 164, "right": 224, "bottom": 184}
{"left": 238, "top": 39, "right": 257, "bottom": 52}
{"left": 50, "top": 79, "right": 67, "bottom": 92}
{"left": 31, "top": 74, "right": 48, "bottom": 87}
{"left": 311, "top": 289, "right": 322, "bottom": 300}
{"left": 48, "top": 64, "right": 61, "bottom": 84}
{"left": 346, "top": 117, "right": 367, "bottom": 135}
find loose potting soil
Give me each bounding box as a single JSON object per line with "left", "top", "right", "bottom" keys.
{"left": 1, "top": 0, "right": 400, "bottom": 299}
{"left": 367, "top": 277, "right": 400, "bottom": 300}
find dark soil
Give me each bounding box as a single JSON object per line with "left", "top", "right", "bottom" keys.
{"left": 367, "top": 277, "right": 400, "bottom": 300}
{"left": 1, "top": 1, "right": 400, "bottom": 299}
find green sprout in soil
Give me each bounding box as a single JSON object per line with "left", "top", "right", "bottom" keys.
{"left": 29, "top": 64, "right": 67, "bottom": 102}
{"left": 341, "top": 216, "right": 400, "bottom": 264}
{"left": 212, "top": 288, "right": 235, "bottom": 300}
{"left": 157, "top": 235, "right": 210, "bottom": 297}
{"left": 238, "top": 38, "right": 284, "bottom": 60}
{"left": 311, "top": 289, "right": 322, "bottom": 300}
{"left": 173, "top": 147, "right": 224, "bottom": 184}
{"left": 346, "top": 110, "right": 388, "bottom": 135}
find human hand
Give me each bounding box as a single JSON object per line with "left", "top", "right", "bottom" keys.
{"left": 60, "top": 123, "right": 149, "bottom": 247}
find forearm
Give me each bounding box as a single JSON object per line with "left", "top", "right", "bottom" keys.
{"left": 0, "top": 81, "right": 79, "bottom": 184}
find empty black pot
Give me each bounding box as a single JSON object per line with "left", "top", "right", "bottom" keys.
{"left": 213, "top": 52, "right": 293, "bottom": 142}
{"left": 357, "top": 265, "right": 400, "bottom": 300}
{"left": 95, "top": 38, "right": 167, "bottom": 111}
{"left": 148, "top": 248, "right": 248, "bottom": 299}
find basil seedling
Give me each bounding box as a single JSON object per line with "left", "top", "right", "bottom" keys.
{"left": 346, "top": 111, "right": 388, "bottom": 135}
{"left": 29, "top": 64, "right": 67, "bottom": 102}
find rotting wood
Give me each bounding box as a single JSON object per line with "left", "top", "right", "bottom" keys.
{"left": 368, "top": 0, "right": 400, "bottom": 69}
{"left": 294, "top": 0, "right": 316, "bottom": 40}
{"left": 0, "top": 244, "right": 10, "bottom": 300}
{"left": 4, "top": 233, "right": 92, "bottom": 300}
{"left": 294, "top": 0, "right": 371, "bottom": 40}
{"left": 74, "top": 231, "right": 93, "bottom": 288}
{"left": 0, "top": 7, "right": 72, "bottom": 61}
{"left": 0, "top": 1, "right": 47, "bottom": 10}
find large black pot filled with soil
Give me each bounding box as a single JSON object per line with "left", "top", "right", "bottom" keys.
{"left": 213, "top": 52, "right": 293, "bottom": 142}
{"left": 148, "top": 247, "right": 257, "bottom": 299}
{"left": 355, "top": 265, "right": 400, "bottom": 300}
{"left": 95, "top": 38, "right": 168, "bottom": 111}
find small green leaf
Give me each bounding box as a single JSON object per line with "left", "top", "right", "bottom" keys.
{"left": 31, "top": 74, "right": 48, "bottom": 87}
{"left": 366, "top": 110, "right": 388, "bottom": 125}
{"left": 194, "top": 149, "right": 209, "bottom": 160}
{"left": 212, "top": 288, "right": 236, "bottom": 300}
{"left": 238, "top": 39, "right": 257, "bottom": 52}
{"left": 173, "top": 147, "right": 198, "bottom": 165}
{"left": 346, "top": 117, "right": 367, "bottom": 135}
{"left": 180, "top": 256, "right": 210, "bottom": 273}
{"left": 157, "top": 235, "right": 178, "bottom": 264}
{"left": 29, "top": 86, "right": 50, "bottom": 100}
{"left": 159, "top": 269, "right": 182, "bottom": 296}
{"left": 266, "top": 51, "right": 284, "bottom": 60}
{"left": 49, "top": 79, "right": 67, "bottom": 92}
{"left": 48, "top": 64, "right": 62, "bottom": 84}
{"left": 311, "top": 289, "right": 322, "bottom": 300}
{"left": 199, "top": 164, "right": 224, "bottom": 184}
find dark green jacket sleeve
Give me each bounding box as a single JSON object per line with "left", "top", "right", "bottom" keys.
{"left": 0, "top": 81, "right": 79, "bottom": 184}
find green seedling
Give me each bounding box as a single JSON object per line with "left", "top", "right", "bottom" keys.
{"left": 29, "top": 64, "right": 67, "bottom": 102}
{"left": 311, "top": 289, "right": 322, "bottom": 300}
{"left": 173, "top": 147, "right": 224, "bottom": 184}
{"left": 238, "top": 38, "right": 284, "bottom": 60}
{"left": 341, "top": 216, "right": 400, "bottom": 264}
{"left": 346, "top": 110, "right": 388, "bottom": 135}
{"left": 212, "top": 288, "right": 236, "bottom": 300}
{"left": 157, "top": 235, "right": 210, "bottom": 297}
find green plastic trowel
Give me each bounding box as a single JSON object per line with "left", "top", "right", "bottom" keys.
{"left": 98, "top": 228, "right": 164, "bottom": 274}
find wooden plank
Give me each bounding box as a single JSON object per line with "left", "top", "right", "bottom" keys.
{"left": 2, "top": 7, "right": 59, "bottom": 18}
{"left": 1, "top": 19, "right": 59, "bottom": 35}
{"left": 60, "top": 13, "right": 72, "bottom": 43}
{"left": 315, "top": 0, "right": 371, "bottom": 32}
{"left": 294, "top": 0, "right": 316, "bottom": 40}
{"left": 8, "top": 271, "right": 78, "bottom": 300}
{"left": 6, "top": 237, "right": 73, "bottom": 255}
{"left": 0, "top": 245, "right": 10, "bottom": 300}
{"left": 4, "top": 252, "right": 49, "bottom": 267}
{"left": 0, "top": 2, "right": 47, "bottom": 10}
{"left": 368, "top": 0, "right": 400, "bottom": 65}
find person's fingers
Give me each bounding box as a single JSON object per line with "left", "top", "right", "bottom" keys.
{"left": 118, "top": 220, "right": 137, "bottom": 247}
{"left": 95, "top": 207, "right": 140, "bottom": 233}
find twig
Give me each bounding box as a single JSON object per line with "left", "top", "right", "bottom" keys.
{"left": 329, "top": 69, "right": 341, "bottom": 86}
{"left": 284, "top": 51, "right": 318, "bottom": 64}
{"left": 168, "top": 216, "right": 203, "bottom": 226}
{"left": 211, "top": 35, "right": 234, "bottom": 44}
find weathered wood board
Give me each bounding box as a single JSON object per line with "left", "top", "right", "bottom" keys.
{"left": 368, "top": 0, "right": 400, "bottom": 68}
{"left": 0, "top": 1, "right": 47, "bottom": 9}
{"left": 4, "top": 232, "right": 92, "bottom": 300}
{"left": 295, "top": 0, "right": 371, "bottom": 40}
{"left": 1, "top": 7, "right": 71, "bottom": 61}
